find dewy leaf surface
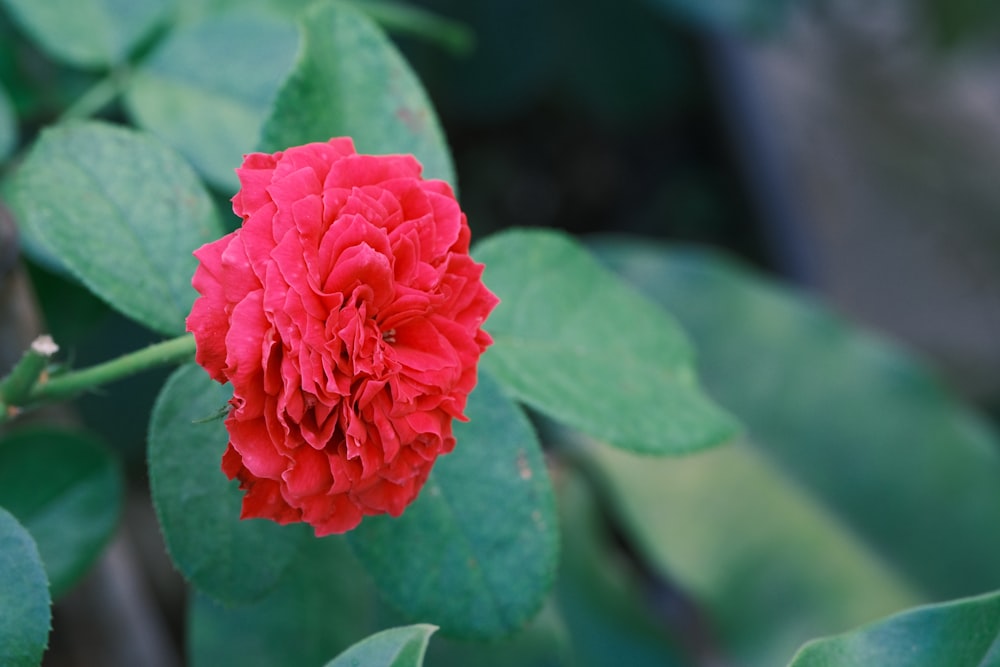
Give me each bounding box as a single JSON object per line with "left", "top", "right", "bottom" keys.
{"left": 3, "top": 121, "right": 223, "bottom": 335}
{"left": 148, "top": 363, "right": 308, "bottom": 604}
{"left": 0, "top": 507, "right": 50, "bottom": 667}
{"left": 0, "top": 428, "right": 122, "bottom": 599}
{"left": 0, "top": 0, "right": 169, "bottom": 68}
{"left": 323, "top": 624, "right": 437, "bottom": 667}
{"left": 260, "top": 0, "right": 455, "bottom": 185}
{"left": 473, "top": 228, "right": 737, "bottom": 455}
{"left": 348, "top": 371, "right": 558, "bottom": 639}
{"left": 587, "top": 238, "right": 1000, "bottom": 665}
{"left": 125, "top": 11, "right": 300, "bottom": 192}
{"left": 787, "top": 590, "right": 1000, "bottom": 667}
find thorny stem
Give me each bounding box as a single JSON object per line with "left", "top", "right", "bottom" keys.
{"left": 0, "top": 333, "right": 196, "bottom": 423}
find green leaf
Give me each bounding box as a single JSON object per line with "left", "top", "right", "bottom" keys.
{"left": 124, "top": 11, "right": 300, "bottom": 192}
{"left": 260, "top": 0, "right": 455, "bottom": 185}
{"left": 0, "top": 428, "right": 122, "bottom": 599}
{"left": 587, "top": 239, "right": 1000, "bottom": 664}
{"left": 324, "top": 624, "right": 437, "bottom": 667}
{"left": 582, "top": 438, "right": 920, "bottom": 666}
{"left": 0, "top": 82, "right": 15, "bottom": 161}
{"left": 0, "top": 507, "right": 50, "bottom": 667}
{"left": 348, "top": 371, "right": 558, "bottom": 639}
{"left": 188, "top": 535, "right": 379, "bottom": 667}
{"left": 787, "top": 590, "right": 1000, "bottom": 667}
{"left": 148, "top": 363, "right": 308, "bottom": 604}
{"left": 0, "top": 0, "right": 169, "bottom": 68}
{"left": 3, "top": 121, "right": 223, "bottom": 335}
{"left": 472, "top": 228, "right": 737, "bottom": 455}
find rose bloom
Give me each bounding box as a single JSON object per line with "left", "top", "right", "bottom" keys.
{"left": 186, "top": 138, "right": 497, "bottom": 536}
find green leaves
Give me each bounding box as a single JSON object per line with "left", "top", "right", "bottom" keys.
{"left": 148, "top": 364, "right": 308, "bottom": 604}
{"left": 324, "top": 625, "right": 437, "bottom": 667}
{"left": 0, "top": 429, "right": 122, "bottom": 598}
{"left": 124, "top": 11, "right": 300, "bottom": 192}
{"left": 349, "top": 371, "right": 558, "bottom": 638}
{"left": 3, "top": 121, "right": 223, "bottom": 335}
{"left": 261, "top": 1, "right": 455, "bottom": 185}
{"left": 0, "top": 0, "right": 169, "bottom": 68}
{"left": 788, "top": 590, "right": 1000, "bottom": 667}
{"left": 0, "top": 508, "right": 50, "bottom": 667}
{"left": 473, "top": 228, "right": 737, "bottom": 455}
{"left": 587, "top": 239, "right": 1000, "bottom": 664}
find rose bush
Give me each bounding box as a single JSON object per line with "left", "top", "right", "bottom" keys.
{"left": 186, "top": 137, "right": 498, "bottom": 535}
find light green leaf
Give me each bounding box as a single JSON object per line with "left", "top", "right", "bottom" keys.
{"left": 788, "top": 590, "right": 1000, "bottom": 667}
{"left": 125, "top": 11, "right": 300, "bottom": 192}
{"left": 348, "top": 371, "right": 558, "bottom": 639}
{"left": 584, "top": 438, "right": 920, "bottom": 666}
{"left": 0, "top": 507, "right": 50, "bottom": 667}
{"left": 260, "top": 0, "right": 455, "bottom": 185}
{"left": 0, "top": 0, "right": 169, "bottom": 68}
{"left": 324, "top": 624, "right": 437, "bottom": 667}
{"left": 188, "top": 535, "right": 378, "bottom": 667}
{"left": 473, "top": 228, "right": 737, "bottom": 455}
{"left": 0, "top": 82, "right": 15, "bottom": 161}
{"left": 587, "top": 239, "right": 1000, "bottom": 665}
{"left": 0, "top": 428, "right": 122, "bottom": 598}
{"left": 148, "top": 363, "right": 308, "bottom": 604}
{"left": 3, "top": 121, "right": 223, "bottom": 335}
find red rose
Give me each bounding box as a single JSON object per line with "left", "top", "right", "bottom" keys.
{"left": 186, "top": 138, "right": 498, "bottom": 536}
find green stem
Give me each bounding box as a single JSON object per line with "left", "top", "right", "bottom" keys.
{"left": 10, "top": 334, "right": 196, "bottom": 418}
{"left": 59, "top": 66, "right": 131, "bottom": 122}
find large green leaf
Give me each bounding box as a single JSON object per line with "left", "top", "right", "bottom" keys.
{"left": 3, "top": 121, "right": 223, "bottom": 335}
{"left": 0, "top": 507, "right": 50, "bottom": 667}
{"left": 788, "top": 590, "right": 1000, "bottom": 667}
{"left": 586, "top": 239, "right": 1000, "bottom": 664}
{"left": 260, "top": 0, "right": 455, "bottom": 185}
{"left": 0, "top": 428, "right": 121, "bottom": 598}
{"left": 124, "top": 11, "right": 300, "bottom": 192}
{"left": 188, "top": 535, "right": 378, "bottom": 667}
{"left": 472, "top": 228, "right": 737, "bottom": 455}
{"left": 148, "top": 363, "right": 308, "bottom": 604}
{"left": 583, "top": 439, "right": 920, "bottom": 666}
{"left": 348, "top": 371, "right": 558, "bottom": 639}
{"left": 0, "top": 0, "right": 169, "bottom": 68}
{"left": 324, "top": 625, "right": 437, "bottom": 667}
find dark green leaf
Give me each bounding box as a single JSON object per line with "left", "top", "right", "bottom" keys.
{"left": 125, "top": 12, "right": 300, "bottom": 192}
{"left": 148, "top": 363, "right": 308, "bottom": 604}
{"left": 473, "top": 228, "right": 737, "bottom": 455}
{"left": 349, "top": 371, "right": 558, "bottom": 639}
{"left": 787, "top": 590, "right": 1000, "bottom": 667}
{"left": 260, "top": 0, "right": 455, "bottom": 185}
{"left": 588, "top": 239, "right": 1000, "bottom": 664}
{"left": 3, "top": 121, "right": 223, "bottom": 334}
{"left": 0, "top": 428, "right": 121, "bottom": 598}
{"left": 188, "top": 535, "right": 378, "bottom": 667}
{"left": 0, "top": 507, "right": 50, "bottom": 667}
{"left": 324, "top": 624, "right": 437, "bottom": 667}
{"left": 0, "top": 0, "right": 169, "bottom": 68}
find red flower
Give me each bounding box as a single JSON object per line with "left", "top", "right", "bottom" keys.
{"left": 186, "top": 138, "right": 497, "bottom": 536}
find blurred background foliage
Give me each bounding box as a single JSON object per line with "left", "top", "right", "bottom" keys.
{"left": 3, "top": 0, "right": 1000, "bottom": 665}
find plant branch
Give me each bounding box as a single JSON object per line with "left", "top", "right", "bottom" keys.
{"left": 0, "top": 334, "right": 197, "bottom": 422}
